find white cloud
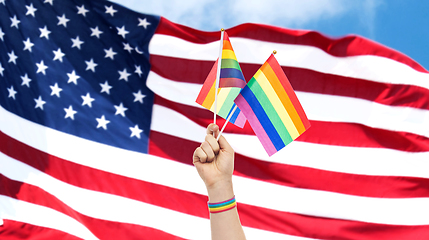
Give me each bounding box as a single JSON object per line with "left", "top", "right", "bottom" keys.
{"left": 110, "top": 0, "right": 382, "bottom": 33}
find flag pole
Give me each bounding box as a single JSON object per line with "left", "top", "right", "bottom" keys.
{"left": 216, "top": 105, "right": 237, "bottom": 141}
{"left": 217, "top": 50, "right": 276, "bottom": 141}
{"left": 213, "top": 29, "right": 225, "bottom": 133}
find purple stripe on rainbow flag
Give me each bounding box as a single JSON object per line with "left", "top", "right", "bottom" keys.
{"left": 234, "top": 53, "right": 310, "bottom": 156}
{"left": 195, "top": 30, "right": 247, "bottom": 128}
{"left": 235, "top": 94, "right": 277, "bottom": 156}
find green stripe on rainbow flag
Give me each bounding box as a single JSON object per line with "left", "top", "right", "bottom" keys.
{"left": 234, "top": 53, "right": 311, "bottom": 156}
{"left": 195, "top": 30, "right": 247, "bottom": 128}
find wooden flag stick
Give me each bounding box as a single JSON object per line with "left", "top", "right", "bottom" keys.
{"left": 213, "top": 29, "right": 225, "bottom": 131}
{"left": 216, "top": 105, "right": 237, "bottom": 141}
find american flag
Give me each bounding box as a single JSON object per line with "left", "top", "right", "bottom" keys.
{"left": 1, "top": 0, "right": 429, "bottom": 239}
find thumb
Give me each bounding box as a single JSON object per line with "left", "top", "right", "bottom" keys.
{"left": 206, "top": 123, "right": 220, "bottom": 137}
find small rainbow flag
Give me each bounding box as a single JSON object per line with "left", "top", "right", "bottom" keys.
{"left": 234, "top": 53, "right": 311, "bottom": 156}
{"left": 196, "top": 31, "right": 247, "bottom": 128}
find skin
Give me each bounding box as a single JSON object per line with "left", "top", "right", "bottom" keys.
{"left": 193, "top": 124, "right": 246, "bottom": 240}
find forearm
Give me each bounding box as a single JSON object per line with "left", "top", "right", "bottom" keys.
{"left": 207, "top": 181, "right": 246, "bottom": 240}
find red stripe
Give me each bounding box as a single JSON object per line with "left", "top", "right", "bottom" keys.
{"left": 149, "top": 130, "right": 429, "bottom": 199}
{"left": 2, "top": 132, "right": 429, "bottom": 239}
{"left": 154, "top": 96, "right": 429, "bottom": 152}
{"left": 0, "top": 130, "right": 209, "bottom": 218}
{"left": 267, "top": 54, "right": 311, "bottom": 129}
{"left": 0, "top": 176, "right": 186, "bottom": 240}
{"left": 0, "top": 220, "right": 82, "bottom": 240}
{"left": 3, "top": 170, "right": 429, "bottom": 240}
{"left": 150, "top": 55, "right": 429, "bottom": 111}
{"left": 4, "top": 116, "right": 427, "bottom": 205}
{"left": 156, "top": 17, "right": 427, "bottom": 73}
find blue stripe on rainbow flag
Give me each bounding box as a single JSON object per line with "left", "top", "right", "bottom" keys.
{"left": 220, "top": 68, "right": 246, "bottom": 80}
{"left": 240, "top": 85, "right": 285, "bottom": 151}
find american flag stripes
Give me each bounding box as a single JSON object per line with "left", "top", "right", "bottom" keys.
{"left": 1, "top": 0, "right": 429, "bottom": 239}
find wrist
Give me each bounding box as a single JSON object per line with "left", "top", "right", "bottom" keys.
{"left": 206, "top": 179, "right": 234, "bottom": 203}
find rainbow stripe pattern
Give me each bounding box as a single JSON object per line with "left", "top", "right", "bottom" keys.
{"left": 208, "top": 196, "right": 237, "bottom": 214}
{"left": 235, "top": 54, "right": 311, "bottom": 156}
{"left": 196, "top": 31, "right": 247, "bottom": 128}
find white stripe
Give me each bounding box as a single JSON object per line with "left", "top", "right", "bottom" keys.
{"left": 2, "top": 107, "right": 429, "bottom": 225}
{"left": 0, "top": 155, "right": 313, "bottom": 240}
{"left": 0, "top": 195, "right": 99, "bottom": 240}
{"left": 149, "top": 34, "right": 429, "bottom": 90}
{"left": 151, "top": 104, "right": 429, "bottom": 178}
{"left": 2, "top": 104, "right": 429, "bottom": 180}
{"left": 147, "top": 71, "right": 429, "bottom": 138}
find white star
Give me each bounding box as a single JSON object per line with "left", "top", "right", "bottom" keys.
{"left": 8, "top": 51, "right": 18, "bottom": 64}
{"left": 85, "top": 58, "right": 97, "bottom": 72}
{"left": 36, "top": 60, "right": 48, "bottom": 75}
{"left": 71, "top": 36, "right": 84, "bottom": 49}
{"left": 100, "top": 81, "right": 112, "bottom": 94}
{"left": 114, "top": 103, "right": 128, "bottom": 117}
{"left": 39, "top": 26, "right": 51, "bottom": 39}
{"left": 123, "top": 42, "right": 133, "bottom": 53}
{"left": 105, "top": 5, "right": 117, "bottom": 16}
{"left": 104, "top": 47, "right": 117, "bottom": 60}
{"left": 0, "top": 63, "right": 4, "bottom": 76}
{"left": 57, "top": 14, "right": 69, "bottom": 27}
{"left": 53, "top": 48, "right": 65, "bottom": 62}
{"left": 77, "top": 5, "right": 89, "bottom": 16}
{"left": 25, "top": 3, "right": 37, "bottom": 17}
{"left": 90, "top": 26, "right": 103, "bottom": 38}
{"left": 44, "top": 0, "right": 54, "bottom": 5}
{"left": 96, "top": 115, "right": 110, "bottom": 130}
{"left": 10, "top": 15, "right": 20, "bottom": 29}
{"left": 21, "top": 73, "right": 32, "bottom": 87}
{"left": 129, "top": 124, "right": 143, "bottom": 139}
{"left": 0, "top": 28, "right": 4, "bottom": 41}
{"left": 50, "top": 83, "right": 62, "bottom": 97}
{"left": 34, "top": 96, "right": 46, "bottom": 110}
{"left": 7, "top": 86, "right": 17, "bottom": 100}
{"left": 135, "top": 65, "right": 143, "bottom": 77}
{"left": 81, "top": 93, "right": 95, "bottom": 107}
{"left": 133, "top": 90, "right": 146, "bottom": 104}
{"left": 23, "top": 38, "right": 34, "bottom": 52}
{"left": 138, "top": 18, "right": 151, "bottom": 29}
{"left": 0, "top": 0, "right": 5, "bottom": 5}
{"left": 118, "top": 68, "right": 131, "bottom": 81}
{"left": 116, "top": 26, "right": 129, "bottom": 38}
{"left": 64, "top": 105, "right": 77, "bottom": 120}
{"left": 67, "top": 70, "right": 80, "bottom": 84}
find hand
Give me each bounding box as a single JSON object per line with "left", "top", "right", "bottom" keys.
{"left": 193, "top": 124, "right": 235, "bottom": 199}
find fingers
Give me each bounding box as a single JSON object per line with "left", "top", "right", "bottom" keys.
{"left": 193, "top": 141, "right": 218, "bottom": 164}
{"left": 206, "top": 123, "right": 219, "bottom": 138}
{"left": 193, "top": 147, "right": 206, "bottom": 164}
{"left": 205, "top": 133, "right": 220, "bottom": 155}
{"left": 193, "top": 124, "right": 228, "bottom": 166}
{"left": 200, "top": 141, "right": 215, "bottom": 162}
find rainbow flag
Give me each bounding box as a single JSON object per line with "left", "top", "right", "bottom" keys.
{"left": 196, "top": 31, "right": 247, "bottom": 128}
{"left": 234, "top": 53, "right": 311, "bottom": 156}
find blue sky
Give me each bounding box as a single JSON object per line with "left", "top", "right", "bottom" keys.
{"left": 110, "top": 0, "right": 429, "bottom": 70}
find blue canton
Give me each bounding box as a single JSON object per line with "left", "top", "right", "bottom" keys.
{"left": 0, "top": 0, "right": 160, "bottom": 154}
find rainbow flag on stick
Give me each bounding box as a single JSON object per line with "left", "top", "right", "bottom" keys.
{"left": 235, "top": 52, "right": 311, "bottom": 156}
{"left": 196, "top": 30, "right": 247, "bottom": 128}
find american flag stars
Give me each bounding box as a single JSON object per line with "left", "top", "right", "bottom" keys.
{"left": 25, "top": 3, "right": 37, "bottom": 17}
{"left": 57, "top": 14, "right": 69, "bottom": 27}
{"left": 10, "top": 15, "right": 20, "bottom": 28}
{"left": 0, "top": 0, "right": 156, "bottom": 145}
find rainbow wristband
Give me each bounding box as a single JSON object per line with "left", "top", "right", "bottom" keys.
{"left": 208, "top": 196, "right": 236, "bottom": 213}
